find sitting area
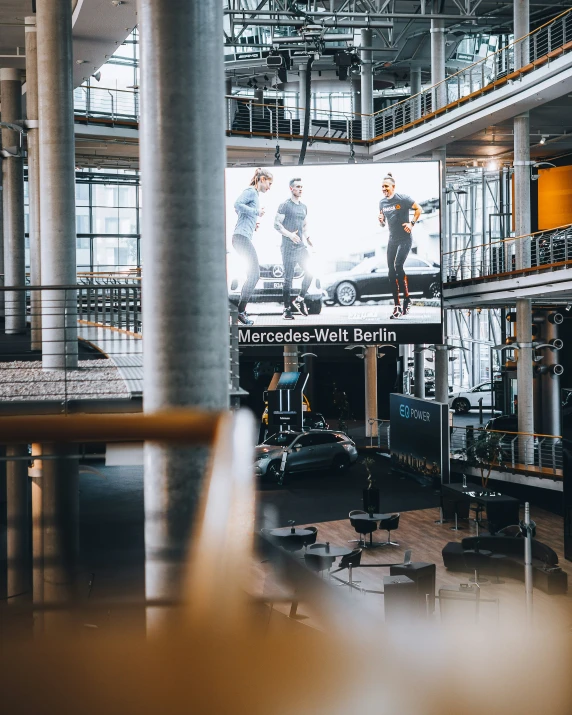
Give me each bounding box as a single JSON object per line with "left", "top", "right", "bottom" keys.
{"left": 442, "top": 535, "right": 568, "bottom": 594}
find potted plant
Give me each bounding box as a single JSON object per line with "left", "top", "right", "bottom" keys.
{"left": 361, "top": 457, "right": 379, "bottom": 514}
{"left": 465, "top": 430, "right": 505, "bottom": 489}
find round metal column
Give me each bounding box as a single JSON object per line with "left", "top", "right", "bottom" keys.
{"left": 1, "top": 68, "right": 26, "bottom": 335}
{"left": 414, "top": 344, "right": 425, "bottom": 399}
{"left": 36, "top": 0, "right": 78, "bottom": 370}
{"left": 25, "top": 17, "right": 42, "bottom": 351}
{"left": 360, "top": 29, "right": 373, "bottom": 140}
{"left": 365, "top": 345, "right": 378, "bottom": 438}
{"left": 139, "top": 0, "right": 229, "bottom": 630}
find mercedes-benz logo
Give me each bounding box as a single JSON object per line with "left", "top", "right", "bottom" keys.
{"left": 272, "top": 265, "right": 284, "bottom": 278}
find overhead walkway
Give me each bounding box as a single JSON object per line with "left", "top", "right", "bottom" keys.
{"left": 370, "top": 7, "right": 572, "bottom": 160}
{"left": 73, "top": 8, "right": 572, "bottom": 166}
{"left": 442, "top": 224, "right": 572, "bottom": 308}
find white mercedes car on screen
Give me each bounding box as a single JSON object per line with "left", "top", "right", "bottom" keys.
{"left": 227, "top": 244, "right": 324, "bottom": 315}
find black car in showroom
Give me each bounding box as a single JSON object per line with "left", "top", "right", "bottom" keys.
{"left": 322, "top": 254, "right": 441, "bottom": 306}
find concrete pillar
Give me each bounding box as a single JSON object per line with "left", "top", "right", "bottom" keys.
{"left": 365, "top": 345, "right": 378, "bottom": 438}
{"left": 514, "top": 112, "right": 531, "bottom": 268}
{"left": 430, "top": 15, "right": 447, "bottom": 109}
{"left": 434, "top": 345, "right": 449, "bottom": 404}
{"left": 25, "top": 17, "right": 42, "bottom": 350}
{"left": 541, "top": 314, "right": 562, "bottom": 437}
{"left": 41, "top": 444, "right": 79, "bottom": 632}
{"left": 139, "top": 0, "right": 229, "bottom": 630}
{"left": 410, "top": 65, "right": 421, "bottom": 120}
{"left": 360, "top": 28, "right": 373, "bottom": 140}
{"left": 1, "top": 68, "right": 26, "bottom": 334}
{"left": 283, "top": 344, "right": 298, "bottom": 372}
{"left": 37, "top": 0, "right": 78, "bottom": 370}
{"left": 6, "top": 445, "right": 29, "bottom": 600}
{"left": 414, "top": 344, "right": 425, "bottom": 399}
{"left": 298, "top": 65, "right": 307, "bottom": 122}
{"left": 514, "top": 0, "right": 529, "bottom": 70}
{"left": 516, "top": 298, "right": 534, "bottom": 463}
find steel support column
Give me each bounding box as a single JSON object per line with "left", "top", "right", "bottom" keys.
{"left": 298, "top": 64, "right": 307, "bottom": 122}
{"left": 26, "top": 17, "right": 42, "bottom": 350}
{"left": 430, "top": 12, "right": 446, "bottom": 109}
{"left": 360, "top": 29, "right": 373, "bottom": 140}
{"left": 435, "top": 344, "right": 449, "bottom": 404}
{"left": 514, "top": 112, "right": 531, "bottom": 268}
{"left": 414, "top": 344, "right": 425, "bottom": 399}
{"left": 139, "top": 0, "right": 229, "bottom": 630}
{"left": 365, "top": 345, "right": 378, "bottom": 438}
{"left": 517, "top": 298, "right": 534, "bottom": 463}
{"left": 541, "top": 315, "right": 561, "bottom": 437}
{"left": 283, "top": 344, "right": 298, "bottom": 372}
{"left": 36, "top": 0, "right": 78, "bottom": 369}
{"left": 1, "top": 68, "right": 26, "bottom": 335}
{"left": 410, "top": 65, "right": 421, "bottom": 121}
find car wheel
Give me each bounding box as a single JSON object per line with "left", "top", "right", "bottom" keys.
{"left": 267, "top": 461, "right": 284, "bottom": 484}
{"left": 306, "top": 299, "right": 322, "bottom": 315}
{"left": 453, "top": 398, "right": 471, "bottom": 414}
{"left": 333, "top": 453, "right": 350, "bottom": 471}
{"left": 425, "top": 281, "right": 441, "bottom": 298}
{"left": 336, "top": 281, "right": 357, "bottom": 306}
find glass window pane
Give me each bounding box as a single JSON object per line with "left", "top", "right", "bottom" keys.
{"left": 93, "top": 184, "right": 119, "bottom": 207}
{"left": 118, "top": 237, "right": 138, "bottom": 268}
{"left": 76, "top": 183, "right": 90, "bottom": 206}
{"left": 118, "top": 208, "right": 137, "bottom": 234}
{"left": 118, "top": 185, "right": 136, "bottom": 207}
{"left": 93, "top": 206, "right": 119, "bottom": 234}
{"left": 93, "top": 236, "right": 120, "bottom": 271}
{"left": 77, "top": 236, "right": 91, "bottom": 271}
{"left": 76, "top": 206, "right": 90, "bottom": 234}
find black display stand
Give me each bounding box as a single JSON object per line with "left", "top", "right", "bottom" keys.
{"left": 363, "top": 488, "right": 380, "bottom": 514}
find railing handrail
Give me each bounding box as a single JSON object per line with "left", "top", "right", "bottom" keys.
{"left": 443, "top": 223, "right": 572, "bottom": 257}
{"left": 77, "top": 85, "right": 138, "bottom": 96}
{"left": 226, "top": 94, "right": 369, "bottom": 118}
{"left": 0, "top": 408, "right": 222, "bottom": 444}
{"left": 371, "top": 6, "right": 572, "bottom": 120}
{"left": 453, "top": 424, "right": 561, "bottom": 440}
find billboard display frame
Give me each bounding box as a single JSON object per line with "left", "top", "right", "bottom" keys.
{"left": 389, "top": 393, "right": 450, "bottom": 485}
{"left": 225, "top": 161, "right": 444, "bottom": 346}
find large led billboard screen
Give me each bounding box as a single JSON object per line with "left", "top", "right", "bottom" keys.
{"left": 226, "top": 162, "right": 442, "bottom": 345}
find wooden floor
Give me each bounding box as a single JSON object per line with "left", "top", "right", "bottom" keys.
{"left": 254, "top": 505, "right": 572, "bottom": 630}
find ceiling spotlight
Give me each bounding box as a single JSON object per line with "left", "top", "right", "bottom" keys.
{"left": 566, "top": 304, "right": 572, "bottom": 312}
{"left": 91, "top": 71, "right": 101, "bottom": 82}
{"left": 76, "top": 59, "right": 88, "bottom": 65}
{"left": 111, "top": 0, "right": 124, "bottom": 6}
{"left": 539, "top": 135, "right": 547, "bottom": 144}
{"left": 264, "top": 74, "right": 269, "bottom": 81}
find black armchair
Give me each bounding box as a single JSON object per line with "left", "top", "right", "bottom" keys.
{"left": 349, "top": 516, "right": 378, "bottom": 548}
{"left": 302, "top": 526, "right": 318, "bottom": 550}
{"left": 378, "top": 513, "right": 400, "bottom": 546}
{"left": 335, "top": 548, "right": 362, "bottom": 589}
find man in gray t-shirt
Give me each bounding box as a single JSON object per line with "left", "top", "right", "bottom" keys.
{"left": 274, "top": 178, "right": 313, "bottom": 320}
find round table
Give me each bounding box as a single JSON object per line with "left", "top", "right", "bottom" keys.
{"left": 307, "top": 544, "right": 352, "bottom": 557}
{"left": 351, "top": 513, "right": 391, "bottom": 522}
{"left": 269, "top": 527, "right": 313, "bottom": 537}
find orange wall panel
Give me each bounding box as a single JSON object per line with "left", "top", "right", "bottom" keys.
{"left": 538, "top": 165, "right": 572, "bottom": 230}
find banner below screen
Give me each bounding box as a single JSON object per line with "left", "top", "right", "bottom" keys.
{"left": 226, "top": 162, "right": 443, "bottom": 345}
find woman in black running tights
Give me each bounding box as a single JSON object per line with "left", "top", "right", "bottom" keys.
{"left": 378, "top": 172, "right": 422, "bottom": 320}
{"left": 232, "top": 168, "right": 273, "bottom": 325}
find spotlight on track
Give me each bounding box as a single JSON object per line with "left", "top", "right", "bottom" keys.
{"left": 539, "top": 135, "right": 547, "bottom": 144}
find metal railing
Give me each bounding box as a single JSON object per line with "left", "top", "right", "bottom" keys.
{"left": 371, "top": 8, "right": 572, "bottom": 141}
{"left": 450, "top": 425, "right": 563, "bottom": 476}
{"left": 72, "top": 9, "right": 572, "bottom": 147}
{"left": 443, "top": 224, "right": 572, "bottom": 283}
{"left": 73, "top": 85, "right": 140, "bottom": 123}
{"left": 227, "top": 95, "right": 365, "bottom": 143}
